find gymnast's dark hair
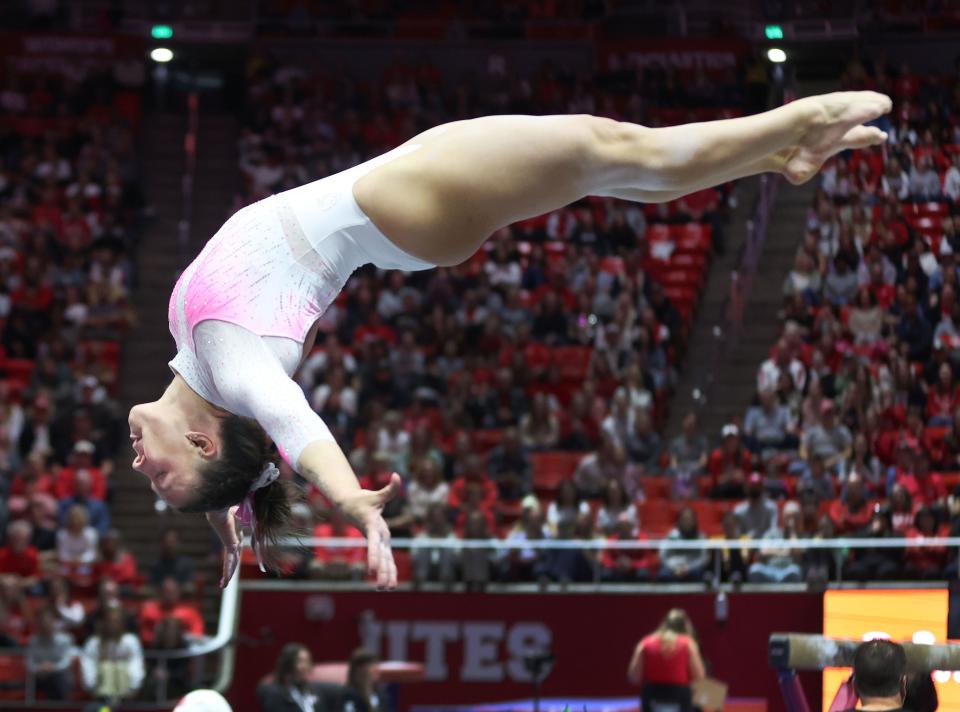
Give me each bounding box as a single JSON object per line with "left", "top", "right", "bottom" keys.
{"left": 178, "top": 414, "right": 304, "bottom": 571}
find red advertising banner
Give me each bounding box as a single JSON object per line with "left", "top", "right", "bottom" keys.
{"left": 0, "top": 33, "right": 144, "bottom": 58}
{"left": 599, "top": 37, "right": 751, "bottom": 74}
{"left": 232, "top": 588, "right": 822, "bottom": 711}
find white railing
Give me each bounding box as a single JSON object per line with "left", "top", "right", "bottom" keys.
{"left": 299, "top": 535, "right": 960, "bottom": 552}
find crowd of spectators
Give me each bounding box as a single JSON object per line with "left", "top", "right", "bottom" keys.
{"left": 700, "top": 56, "right": 960, "bottom": 585}
{"left": 0, "top": 60, "right": 209, "bottom": 701}
{"left": 2, "top": 524, "right": 206, "bottom": 703}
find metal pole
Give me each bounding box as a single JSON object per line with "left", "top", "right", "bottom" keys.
{"left": 777, "top": 669, "right": 811, "bottom": 712}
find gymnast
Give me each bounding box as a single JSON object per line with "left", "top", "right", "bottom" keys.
{"left": 126, "top": 92, "right": 892, "bottom": 589}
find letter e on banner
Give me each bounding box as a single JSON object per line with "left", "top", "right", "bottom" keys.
{"left": 462, "top": 622, "right": 506, "bottom": 682}
{"left": 411, "top": 622, "right": 459, "bottom": 681}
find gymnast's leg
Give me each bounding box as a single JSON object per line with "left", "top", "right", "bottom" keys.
{"left": 353, "top": 91, "right": 891, "bottom": 266}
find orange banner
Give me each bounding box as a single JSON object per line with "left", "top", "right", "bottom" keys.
{"left": 822, "top": 589, "right": 959, "bottom": 711}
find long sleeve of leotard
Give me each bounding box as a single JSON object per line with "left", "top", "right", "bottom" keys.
{"left": 194, "top": 322, "right": 335, "bottom": 471}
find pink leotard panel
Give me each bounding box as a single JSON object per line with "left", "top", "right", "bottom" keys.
{"left": 166, "top": 146, "right": 434, "bottom": 470}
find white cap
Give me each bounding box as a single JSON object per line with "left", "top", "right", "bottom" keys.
{"left": 73, "top": 440, "right": 95, "bottom": 454}
{"left": 721, "top": 424, "right": 739, "bottom": 438}
{"left": 174, "top": 690, "right": 233, "bottom": 712}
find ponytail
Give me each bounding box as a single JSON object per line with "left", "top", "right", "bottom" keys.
{"left": 182, "top": 415, "right": 306, "bottom": 572}
{"left": 250, "top": 477, "right": 305, "bottom": 571}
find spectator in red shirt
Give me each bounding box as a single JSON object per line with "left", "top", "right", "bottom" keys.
{"left": 0, "top": 520, "right": 40, "bottom": 589}
{"left": 0, "top": 576, "right": 34, "bottom": 645}
{"left": 896, "top": 448, "right": 947, "bottom": 508}
{"left": 887, "top": 484, "right": 916, "bottom": 535}
{"left": 448, "top": 453, "right": 498, "bottom": 511}
{"left": 925, "top": 362, "right": 959, "bottom": 426}
{"left": 8, "top": 452, "right": 56, "bottom": 497}
{"left": 454, "top": 480, "right": 498, "bottom": 536}
{"left": 352, "top": 311, "right": 396, "bottom": 345}
{"left": 311, "top": 509, "right": 366, "bottom": 579}
{"left": 54, "top": 440, "right": 107, "bottom": 501}
{"left": 96, "top": 530, "right": 140, "bottom": 591}
{"left": 139, "top": 577, "right": 204, "bottom": 646}
{"left": 601, "top": 512, "right": 658, "bottom": 583}
{"left": 830, "top": 472, "right": 875, "bottom": 534}
{"left": 904, "top": 507, "right": 948, "bottom": 580}
{"left": 708, "top": 424, "right": 752, "bottom": 500}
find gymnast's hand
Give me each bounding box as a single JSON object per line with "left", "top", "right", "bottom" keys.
{"left": 207, "top": 507, "right": 242, "bottom": 588}
{"left": 339, "top": 472, "right": 401, "bottom": 590}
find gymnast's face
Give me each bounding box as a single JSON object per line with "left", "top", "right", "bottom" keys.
{"left": 128, "top": 402, "right": 216, "bottom": 508}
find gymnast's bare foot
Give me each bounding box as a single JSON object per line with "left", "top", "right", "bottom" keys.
{"left": 775, "top": 91, "right": 892, "bottom": 185}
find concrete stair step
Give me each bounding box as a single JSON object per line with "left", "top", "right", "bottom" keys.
{"left": 115, "top": 111, "right": 241, "bottom": 633}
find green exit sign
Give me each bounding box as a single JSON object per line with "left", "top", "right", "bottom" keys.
{"left": 151, "top": 24, "right": 174, "bottom": 39}
{"left": 764, "top": 24, "right": 784, "bottom": 40}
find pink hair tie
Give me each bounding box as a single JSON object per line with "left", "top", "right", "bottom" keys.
{"left": 235, "top": 462, "right": 280, "bottom": 573}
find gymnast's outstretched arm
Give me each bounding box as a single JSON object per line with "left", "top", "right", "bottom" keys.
{"left": 296, "top": 441, "right": 400, "bottom": 589}
{"left": 204, "top": 324, "right": 400, "bottom": 589}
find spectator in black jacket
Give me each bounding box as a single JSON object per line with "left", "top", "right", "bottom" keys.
{"left": 149, "top": 528, "right": 195, "bottom": 593}
{"left": 341, "top": 648, "right": 382, "bottom": 712}
{"left": 487, "top": 427, "right": 532, "bottom": 502}
{"left": 256, "top": 643, "right": 343, "bottom": 712}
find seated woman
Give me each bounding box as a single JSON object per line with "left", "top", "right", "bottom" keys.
{"left": 80, "top": 606, "right": 145, "bottom": 704}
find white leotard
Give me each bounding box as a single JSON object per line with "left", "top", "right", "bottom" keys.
{"left": 167, "top": 145, "right": 434, "bottom": 469}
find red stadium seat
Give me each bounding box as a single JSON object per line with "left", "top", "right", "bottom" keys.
{"left": 671, "top": 223, "right": 712, "bottom": 245}
{"left": 0, "top": 655, "right": 25, "bottom": 699}
{"left": 659, "top": 271, "right": 702, "bottom": 292}
{"left": 1, "top": 358, "right": 34, "bottom": 385}
{"left": 599, "top": 256, "right": 625, "bottom": 275}
{"left": 688, "top": 500, "right": 726, "bottom": 532}
{"left": 496, "top": 501, "right": 525, "bottom": 529}
{"left": 646, "top": 224, "right": 671, "bottom": 243}
{"left": 531, "top": 451, "right": 582, "bottom": 493}
{"left": 638, "top": 476, "right": 670, "bottom": 500}
{"left": 916, "top": 202, "right": 948, "bottom": 217}
{"left": 663, "top": 286, "right": 698, "bottom": 308}
{"left": 669, "top": 253, "right": 707, "bottom": 272}
{"left": 472, "top": 429, "right": 504, "bottom": 452}
{"left": 639, "top": 501, "right": 680, "bottom": 535}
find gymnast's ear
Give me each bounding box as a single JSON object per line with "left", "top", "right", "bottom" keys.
{"left": 186, "top": 431, "right": 219, "bottom": 458}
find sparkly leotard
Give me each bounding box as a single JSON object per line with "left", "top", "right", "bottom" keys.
{"left": 167, "top": 144, "right": 433, "bottom": 469}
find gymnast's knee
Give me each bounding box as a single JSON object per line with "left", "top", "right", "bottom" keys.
{"left": 577, "top": 115, "right": 664, "bottom": 188}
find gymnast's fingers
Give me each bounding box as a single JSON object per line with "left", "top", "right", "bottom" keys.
{"left": 366, "top": 516, "right": 382, "bottom": 580}
{"left": 220, "top": 547, "right": 238, "bottom": 589}
{"left": 377, "top": 538, "right": 391, "bottom": 589}
{"left": 382, "top": 529, "right": 397, "bottom": 589}
{"left": 841, "top": 125, "right": 888, "bottom": 150}
{"left": 387, "top": 542, "right": 398, "bottom": 589}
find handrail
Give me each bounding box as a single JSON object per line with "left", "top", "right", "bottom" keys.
{"left": 177, "top": 91, "right": 199, "bottom": 273}
{"left": 694, "top": 171, "right": 781, "bottom": 413}
{"left": 1, "top": 571, "right": 240, "bottom": 707}
{"left": 295, "top": 535, "right": 960, "bottom": 552}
